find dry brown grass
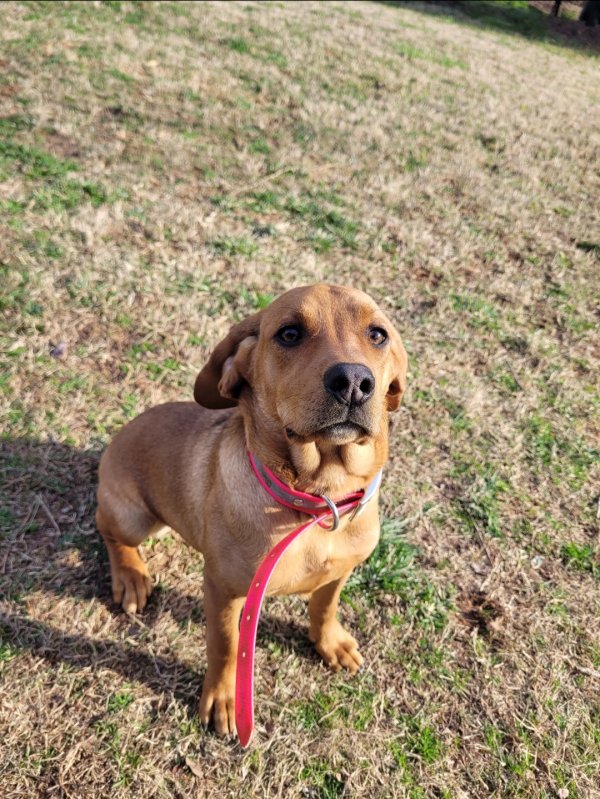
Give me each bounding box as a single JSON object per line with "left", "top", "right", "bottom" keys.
{"left": 1, "top": 2, "right": 599, "bottom": 797}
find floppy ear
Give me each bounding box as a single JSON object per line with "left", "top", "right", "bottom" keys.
{"left": 194, "top": 311, "right": 262, "bottom": 408}
{"left": 386, "top": 328, "right": 408, "bottom": 412}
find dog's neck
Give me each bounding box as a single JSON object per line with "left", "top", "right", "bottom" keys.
{"left": 238, "top": 404, "right": 388, "bottom": 498}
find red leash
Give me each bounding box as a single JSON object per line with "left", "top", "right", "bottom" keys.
{"left": 235, "top": 453, "right": 381, "bottom": 747}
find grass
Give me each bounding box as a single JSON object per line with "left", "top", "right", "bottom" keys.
{"left": 394, "top": 41, "right": 467, "bottom": 69}
{"left": 0, "top": 1, "right": 599, "bottom": 798}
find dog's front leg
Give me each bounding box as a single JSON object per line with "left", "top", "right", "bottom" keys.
{"left": 199, "top": 574, "right": 244, "bottom": 736}
{"left": 308, "top": 572, "right": 364, "bottom": 675}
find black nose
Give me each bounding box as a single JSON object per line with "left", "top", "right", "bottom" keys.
{"left": 323, "top": 362, "right": 375, "bottom": 406}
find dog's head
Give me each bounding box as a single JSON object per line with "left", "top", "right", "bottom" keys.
{"left": 194, "top": 285, "right": 407, "bottom": 448}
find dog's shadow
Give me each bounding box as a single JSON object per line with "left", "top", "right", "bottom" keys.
{"left": 0, "top": 437, "right": 317, "bottom": 713}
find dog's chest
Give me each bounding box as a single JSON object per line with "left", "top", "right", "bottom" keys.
{"left": 266, "top": 523, "right": 378, "bottom": 596}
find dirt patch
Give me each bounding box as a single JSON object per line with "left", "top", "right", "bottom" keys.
{"left": 458, "top": 590, "right": 505, "bottom": 639}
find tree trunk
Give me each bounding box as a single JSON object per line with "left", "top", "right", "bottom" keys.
{"left": 551, "top": 1, "right": 561, "bottom": 17}
{"left": 580, "top": 0, "right": 600, "bottom": 26}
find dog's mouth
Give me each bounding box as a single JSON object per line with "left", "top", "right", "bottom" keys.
{"left": 315, "top": 421, "right": 368, "bottom": 442}
{"left": 283, "top": 395, "right": 378, "bottom": 444}
{"left": 286, "top": 419, "right": 371, "bottom": 444}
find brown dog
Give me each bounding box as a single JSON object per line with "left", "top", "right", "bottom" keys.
{"left": 96, "top": 284, "right": 407, "bottom": 736}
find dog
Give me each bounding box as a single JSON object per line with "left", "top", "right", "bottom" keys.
{"left": 96, "top": 284, "right": 407, "bottom": 736}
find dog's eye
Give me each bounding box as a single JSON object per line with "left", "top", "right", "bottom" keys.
{"left": 275, "top": 325, "right": 303, "bottom": 347}
{"left": 369, "top": 327, "right": 388, "bottom": 346}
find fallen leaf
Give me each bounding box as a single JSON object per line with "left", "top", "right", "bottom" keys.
{"left": 50, "top": 340, "right": 68, "bottom": 359}
{"left": 185, "top": 757, "right": 203, "bottom": 779}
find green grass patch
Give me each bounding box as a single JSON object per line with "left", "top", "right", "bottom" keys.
{"left": 345, "top": 518, "right": 417, "bottom": 596}
{"left": 33, "top": 179, "right": 109, "bottom": 211}
{"left": 245, "top": 190, "right": 282, "bottom": 212}
{"left": 208, "top": 236, "right": 258, "bottom": 257}
{"left": 0, "top": 640, "right": 20, "bottom": 662}
{"left": 394, "top": 41, "right": 466, "bottom": 70}
{"left": 293, "top": 682, "right": 375, "bottom": 732}
{"left": 300, "top": 759, "right": 345, "bottom": 799}
{"left": 389, "top": 717, "right": 445, "bottom": 796}
{"left": 22, "top": 230, "right": 63, "bottom": 260}
{"left": 1, "top": 265, "right": 37, "bottom": 313}
{"left": 284, "top": 193, "right": 360, "bottom": 251}
{"left": 257, "top": 46, "right": 288, "bottom": 69}
{"left": 0, "top": 138, "right": 112, "bottom": 211}
{"left": 107, "top": 67, "right": 135, "bottom": 83}
{"left": 345, "top": 519, "right": 452, "bottom": 630}
{"left": 452, "top": 468, "right": 509, "bottom": 538}
{"left": 442, "top": 398, "right": 472, "bottom": 432}
{"left": 0, "top": 114, "right": 35, "bottom": 135}
{"left": 107, "top": 689, "right": 135, "bottom": 712}
{"left": 450, "top": 293, "right": 500, "bottom": 331}
{"left": 0, "top": 140, "right": 76, "bottom": 179}
{"left": 93, "top": 717, "right": 142, "bottom": 787}
{"left": 225, "top": 36, "right": 250, "bottom": 54}
{"left": 248, "top": 135, "right": 270, "bottom": 155}
{"left": 560, "top": 543, "right": 598, "bottom": 579}
{"left": 124, "top": 5, "right": 146, "bottom": 26}
{"left": 526, "top": 414, "right": 597, "bottom": 489}
{"left": 238, "top": 288, "right": 275, "bottom": 309}
{"left": 404, "top": 717, "right": 445, "bottom": 763}
{"left": 491, "top": 368, "right": 522, "bottom": 394}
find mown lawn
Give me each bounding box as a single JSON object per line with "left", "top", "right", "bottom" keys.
{"left": 1, "top": 2, "right": 599, "bottom": 798}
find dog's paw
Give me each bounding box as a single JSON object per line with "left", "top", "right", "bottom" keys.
{"left": 199, "top": 679, "right": 236, "bottom": 737}
{"left": 310, "top": 620, "right": 364, "bottom": 675}
{"left": 112, "top": 564, "right": 153, "bottom": 614}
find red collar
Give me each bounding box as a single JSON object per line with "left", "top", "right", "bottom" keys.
{"left": 248, "top": 451, "right": 380, "bottom": 529}
{"left": 235, "top": 452, "right": 382, "bottom": 746}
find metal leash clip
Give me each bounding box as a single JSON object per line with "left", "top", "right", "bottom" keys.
{"left": 349, "top": 470, "right": 383, "bottom": 522}
{"left": 320, "top": 494, "right": 340, "bottom": 530}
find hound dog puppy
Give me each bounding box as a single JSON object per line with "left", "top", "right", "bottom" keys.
{"left": 96, "top": 284, "right": 407, "bottom": 736}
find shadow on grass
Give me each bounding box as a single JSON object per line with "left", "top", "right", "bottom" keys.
{"left": 374, "top": 0, "right": 599, "bottom": 55}
{"left": 0, "top": 610, "right": 204, "bottom": 710}
{"left": 0, "top": 437, "right": 317, "bottom": 714}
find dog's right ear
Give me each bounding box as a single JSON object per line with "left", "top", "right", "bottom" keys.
{"left": 194, "top": 312, "right": 262, "bottom": 408}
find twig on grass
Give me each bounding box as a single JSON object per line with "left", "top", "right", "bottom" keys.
{"left": 227, "top": 166, "right": 294, "bottom": 198}
{"left": 36, "top": 493, "right": 62, "bottom": 535}
{"left": 574, "top": 665, "right": 600, "bottom": 680}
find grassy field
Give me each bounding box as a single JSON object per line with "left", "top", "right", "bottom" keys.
{"left": 1, "top": 1, "right": 599, "bottom": 797}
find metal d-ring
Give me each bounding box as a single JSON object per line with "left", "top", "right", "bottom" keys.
{"left": 320, "top": 494, "right": 340, "bottom": 531}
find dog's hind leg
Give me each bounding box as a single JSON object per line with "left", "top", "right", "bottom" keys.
{"left": 96, "top": 492, "right": 157, "bottom": 614}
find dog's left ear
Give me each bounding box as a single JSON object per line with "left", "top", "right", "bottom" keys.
{"left": 386, "top": 328, "right": 408, "bottom": 412}
{"left": 194, "top": 311, "right": 262, "bottom": 408}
